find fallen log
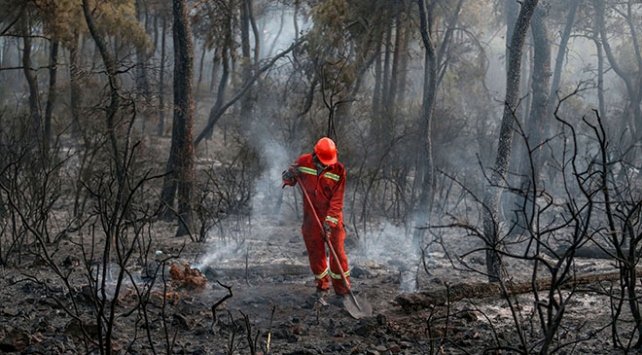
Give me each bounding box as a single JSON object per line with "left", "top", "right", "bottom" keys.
{"left": 201, "top": 264, "right": 310, "bottom": 280}
{"left": 396, "top": 268, "right": 627, "bottom": 311}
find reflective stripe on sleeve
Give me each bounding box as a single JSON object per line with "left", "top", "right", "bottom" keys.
{"left": 325, "top": 216, "right": 339, "bottom": 224}
{"left": 298, "top": 166, "right": 317, "bottom": 176}
{"left": 323, "top": 172, "right": 340, "bottom": 181}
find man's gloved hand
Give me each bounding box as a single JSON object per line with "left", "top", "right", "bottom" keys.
{"left": 323, "top": 221, "right": 332, "bottom": 235}
{"left": 282, "top": 169, "right": 295, "bottom": 181}
{"left": 282, "top": 166, "right": 298, "bottom": 185}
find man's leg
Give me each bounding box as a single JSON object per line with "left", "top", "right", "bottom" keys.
{"left": 302, "top": 225, "right": 330, "bottom": 291}
{"left": 328, "top": 225, "right": 350, "bottom": 295}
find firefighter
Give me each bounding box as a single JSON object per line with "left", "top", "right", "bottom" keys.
{"left": 282, "top": 137, "right": 350, "bottom": 298}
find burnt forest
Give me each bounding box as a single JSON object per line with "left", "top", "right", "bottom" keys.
{"left": 1, "top": 0, "right": 642, "bottom": 354}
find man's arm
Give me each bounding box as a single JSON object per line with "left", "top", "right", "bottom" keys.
{"left": 324, "top": 168, "right": 346, "bottom": 228}
{"left": 282, "top": 156, "right": 304, "bottom": 187}
{"left": 282, "top": 166, "right": 297, "bottom": 186}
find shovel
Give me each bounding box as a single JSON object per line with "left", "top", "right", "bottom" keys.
{"left": 294, "top": 176, "right": 373, "bottom": 319}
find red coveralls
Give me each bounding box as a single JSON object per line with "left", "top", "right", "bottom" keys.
{"left": 284, "top": 153, "right": 350, "bottom": 295}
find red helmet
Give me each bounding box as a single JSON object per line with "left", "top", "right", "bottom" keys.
{"left": 314, "top": 137, "right": 338, "bottom": 165}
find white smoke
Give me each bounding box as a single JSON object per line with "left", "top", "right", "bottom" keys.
{"left": 352, "top": 221, "right": 428, "bottom": 292}
{"left": 192, "top": 239, "right": 246, "bottom": 271}
{"left": 250, "top": 135, "right": 291, "bottom": 215}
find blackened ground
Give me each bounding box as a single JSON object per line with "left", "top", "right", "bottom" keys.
{"left": 0, "top": 218, "right": 628, "bottom": 354}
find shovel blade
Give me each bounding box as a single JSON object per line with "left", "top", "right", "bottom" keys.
{"left": 342, "top": 295, "right": 373, "bottom": 319}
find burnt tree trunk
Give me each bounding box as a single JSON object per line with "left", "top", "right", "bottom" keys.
{"left": 382, "top": 17, "right": 392, "bottom": 112}
{"left": 482, "top": 0, "right": 539, "bottom": 283}
{"left": 388, "top": 3, "right": 403, "bottom": 112}
{"left": 542, "top": 0, "right": 578, "bottom": 178}
{"left": 158, "top": 15, "right": 167, "bottom": 136}
{"left": 593, "top": 26, "right": 606, "bottom": 118}
{"left": 209, "top": 46, "right": 221, "bottom": 92}
{"left": 21, "top": 18, "right": 41, "bottom": 142}
{"left": 82, "top": 0, "right": 124, "bottom": 186}
{"left": 240, "top": 0, "right": 252, "bottom": 125}
{"left": 594, "top": 0, "right": 640, "bottom": 142}
{"left": 248, "top": 0, "right": 261, "bottom": 64}
{"left": 372, "top": 40, "right": 383, "bottom": 116}
{"left": 523, "top": 8, "right": 551, "bottom": 185}
{"left": 370, "top": 26, "right": 385, "bottom": 148}
{"left": 69, "top": 32, "right": 83, "bottom": 139}
{"left": 135, "top": 0, "right": 151, "bottom": 102}
{"left": 197, "top": 41, "right": 206, "bottom": 90}
{"left": 202, "top": 19, "right": 231, "bottom": 142}
{"left": 82, "top": 1, "right": 124, "bottom": 352}
{"left": 413, "top": 0, "right": 437, "bottom": 233}
{"left": 505, "top": 0, "right": 519, "bottom": 69}
{"left": 160, "top": 0, "right": 195, "bottom": 237}
{"left": 512, "top": 7, "right": 551, "bottom": 235}
{"left": 44, "top": 40, "right": 59, "bottom": 156}
{"left": 549, "top": 0, "right": 579, "bottom": 100}
{"left": 412, "top": 0, "right": 463, "bottom": 231}
{"left": 396, "top": 7, "right": 410, "bottom": 108}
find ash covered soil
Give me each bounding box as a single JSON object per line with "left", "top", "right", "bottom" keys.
{"left": 0, "top": 216, "right": 626, "bottom": 354}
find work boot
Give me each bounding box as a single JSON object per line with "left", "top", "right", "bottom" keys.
{"left": 317, "top": 289, "right": 330, "bottom": 307}
{"left": 329, "top": 293, "right": 347, "bottom": 308}
{"left": 303, "top": 289, "right": 329, "bottom": 309}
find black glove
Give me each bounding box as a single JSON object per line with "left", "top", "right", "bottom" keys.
{"left": 282, "top": 169, "right": 295, "bottom": 181}
{"left": 323, "top": 221, "right": 332, "bottom": 235}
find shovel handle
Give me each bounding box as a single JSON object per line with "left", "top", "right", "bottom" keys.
{"left": 293, "top": 175, "right": 363, "bottom": 311}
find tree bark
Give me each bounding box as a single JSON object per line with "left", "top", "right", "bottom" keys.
{"left": 202, "top": 17, "right": 232, "bottom": 142}
{"left": 549, "top": 0, "right": 579, "bottom": 100}
{"left": 160, "top": 0, "right": 195, "bottom": 237}
{"left": 82, "top": 0, "right": 124, "bottom": 186}
{"left": 158, "top": 15, "right": 167, "bottom": 136}
{"left": 388, "top": 3, "right": 403, "bottom": 111}
{"left": 505, "top": 0, "right": 519, "bottom": 67}
{"left": 594, "top": 0, "right": 641, "bottom": 141}
{"left": 396, "top": 6, "right": 410, "bottom": 107}
{"left": 44, "top": 40, "right": 59, "bottom": 156}
{"left": 511, "top": 7, "right": 551, "bottom": 236}
{"left": 247, "top": 0, "right": 261, "bottom": 64}
{"left": 240, "top": 0, "right": 253, "bottom": 125}
{"left": 414, "top": 0, "right": 437, "bottom": 233}
{"left": 482, "top": 0, "right": 539, "bottom": 283}
{"left": 523, "top": 7, "right": 551, "bottom": 181}
{"left": 21, "top": 17, "right": 41, "bottom": 142}
{"left": 135, "top": 0, "right": 151, "bottom": 101}
{"left": 372, "top": 40, "right": 382, "bottom": 116}
{"left": 382, "top": 15, "right": 393, "bottom": 111}
{"left": 196, "top": 41, "right": 206, "bottom": 90}
{"left": 593, "top": 26, "right": 606, "bottom": 118}
{"left": 69, "top": 32, "right": 83, "bottom": 139}
{"left": 209, "top": 46, "right": 221, "bottom": 93}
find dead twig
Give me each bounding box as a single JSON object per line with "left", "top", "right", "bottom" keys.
{"left": 211, "top": 281, "right": 233, "bottom": 332}
{"left": 265, "top": 305, "right": 276, "bottom": 354}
